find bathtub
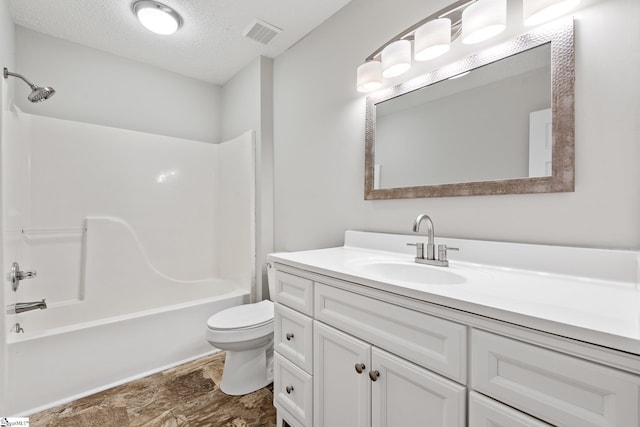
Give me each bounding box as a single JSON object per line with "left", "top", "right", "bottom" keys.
{"left": 6, "top": 284, "right": 248, "bottom": 415}
{"left": 2, "top": 115, "right": 257, "bottom": 415}
{"left": 4, "top": 217, "right": 251, "bottom": 415}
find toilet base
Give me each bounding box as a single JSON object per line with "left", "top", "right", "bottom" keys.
{"left": 220, "top": 342, "right": 274, "bottom": 396}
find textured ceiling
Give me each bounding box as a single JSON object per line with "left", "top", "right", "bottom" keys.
{"left": 9, "top": 0, "right": 352, "bottom": 85}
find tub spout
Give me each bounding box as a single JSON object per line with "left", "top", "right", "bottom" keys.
{"left": 6, "top": 299, "right": 47, "bottom": 314}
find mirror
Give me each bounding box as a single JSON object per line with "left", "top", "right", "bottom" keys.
{"left": 365, "top": 20, "right": 574, "bottom": 199}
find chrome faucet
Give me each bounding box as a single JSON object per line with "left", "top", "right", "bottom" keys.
{"left": 408, "top": 214, "right": 458, "bottom": 267}
{"left": 6, "top": 299, "right": 47, "bottom": 315}
{"left": 413, "top": 214, "right": 436, "bottom": 260}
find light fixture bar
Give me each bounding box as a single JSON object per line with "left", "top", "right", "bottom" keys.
{"left": 358, "top": 0, "right": 581, "bottom": 93}
{"left": 365, "top": 0, "right": 476, "bottom": 62}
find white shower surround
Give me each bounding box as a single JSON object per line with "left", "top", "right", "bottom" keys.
{"left": 2, "top": 112, "right": 256, "bottom": 415}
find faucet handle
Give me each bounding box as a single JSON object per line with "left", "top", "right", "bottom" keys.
{"left": 437, "top": 245, "right": 459, "bottom": 262}
{"left": 407, "top": 242, "right": 424, "bottom": 259}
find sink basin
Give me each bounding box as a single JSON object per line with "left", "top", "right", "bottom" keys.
{"left": 348, "top": 260, "right": 466, "bottom": 285}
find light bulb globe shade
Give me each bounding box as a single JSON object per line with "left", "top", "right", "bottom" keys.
{"left": 357, "top": 61, "right": 383, "bottom": 93}
{"left": 134, "top": 1, "right": 182, "bottom": 35}
{"left": 381, "top": 40, "right": 411, "bottom": 78}
{"left": 414, "top": 18, "right": 451, "bottom": 61}
{"left": 523, "top": 0, "right": 580, "bottom": 26}
{"left": 461, "top": 0, "right": 507, "bottom": 45}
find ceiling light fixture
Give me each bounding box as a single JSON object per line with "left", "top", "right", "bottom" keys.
{"left": 133, "top": 0, "right": 182, "bottom": 35}
{"left": 356, "top": 0, "right": 580, "bottom": 93}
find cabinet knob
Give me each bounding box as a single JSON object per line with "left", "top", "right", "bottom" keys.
{"left": 369, "top": 370, "right": 380, "bottom": 382}
{"left": 285, "top": 385, "right": 294, "bottom": 394}
{"left": 354, "top": 363, "right": 366, "bottom": 374}
{"left": 286, "top": 332, "right": 294, "bottom": 341}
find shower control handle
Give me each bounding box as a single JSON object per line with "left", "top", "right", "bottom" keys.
{"left": 285, "top": 385, "right": 294, "bottom": 394}
{"left": 7, "top": 262, "right": 37, "bottom": 292}
{"left": 286, "top": 333, "right": 294, "bottom": 341}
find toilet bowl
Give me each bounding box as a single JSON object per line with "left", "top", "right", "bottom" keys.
{"left": 206, "top": 264, "right": 276, "bottom": 395}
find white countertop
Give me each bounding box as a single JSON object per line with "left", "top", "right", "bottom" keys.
{"left": 268, "top": 231, "right": 640, "bottom": 356}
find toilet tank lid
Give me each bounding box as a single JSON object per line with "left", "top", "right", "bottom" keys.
{"left": 207, "top": 300, "right": 274, "bottom": 330}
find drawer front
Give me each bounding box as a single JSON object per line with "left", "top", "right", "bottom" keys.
{"left": 275, "top": 303, "right": 313, "bottom": 373}
{"left": 274, "top": 353, "right": 313, "bottom": 426}
{"left": 276, "top": 405, "right": 306, "bottom": 427}
{"left": 471, "top": 329, "right": 640, "bottom": 427}
{"left": 274, "top": 270, "right": 313, "bottom": 316}
{"left": 314, "top": 283, "right": 467, "bottom": 383}
{"left": 469, "top": 391, "right": 551, "bottom": 427}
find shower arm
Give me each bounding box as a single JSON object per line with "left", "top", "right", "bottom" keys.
{"left": 3, "top": 67, "right": 38, "bottom": 90}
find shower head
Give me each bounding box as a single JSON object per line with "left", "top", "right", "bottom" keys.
{"left": 27, "top": 85, "right": 55, "bottom": 103}
{"left": 3, "top": 67, "right": 56, "bottom": 103}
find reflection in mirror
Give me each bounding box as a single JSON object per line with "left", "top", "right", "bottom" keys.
{"left": 375, "top": 44, "right": 551, "bottom": 189}
{"left": 365, "top": 19, "right": 574, "bottom": 199}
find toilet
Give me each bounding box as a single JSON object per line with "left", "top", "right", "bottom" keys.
{"left": 206, "top": 264, "right": 276, "bottom": 395}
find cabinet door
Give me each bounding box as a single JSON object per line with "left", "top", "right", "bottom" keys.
{"left": 371, "top": 348, "right": 466, "bottom": 427}
{"left": 314, "top": 321, "right": 371, "bottom": 427}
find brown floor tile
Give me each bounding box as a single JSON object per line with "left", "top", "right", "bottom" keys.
{"left": 29, "top": 352, "right": 276, "bottom": 427}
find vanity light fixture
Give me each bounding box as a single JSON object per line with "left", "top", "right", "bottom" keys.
{"left": 414, "top": 18, "right": 452, "bottom": 61}
{"left": 523, "top": 0, "right": 580, "bottom": 26}
{"left": 356, "top": 0, "right": 580, "bottom": 92}
{"left": 461, "top": 0, "right": 507, "bottom": 44}
{"left": 357, "top": 61, "right": 383, "bottom": 92}
{"left": 381, "top": 40, "right": 412, "bottom": 78}
{"left": 133, "top": 0, "right": 182, "bottom": 35}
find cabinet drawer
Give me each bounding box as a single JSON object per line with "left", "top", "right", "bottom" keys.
{"left": 274, "top": 271, "right": 313, "bottom": 316}
{"left": 469, "top": 391, "right": 551, "bottom": 427}
{"left": 275, "top": 303, "right": 313, "bottom": 373}
{"left": 314, "top": 283, "right": 467, "bottom": 383}
{"left": 471, "top": 329, "right": 640, "bottom": 427}
{"left": 274, "top": 353, "right": 313, "bottom": 427}
{"left": 276, "top": 406, "right": 306, "bottom": 427}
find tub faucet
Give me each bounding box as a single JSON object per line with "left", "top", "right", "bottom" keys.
{"left": 407, "top": 214, "right": 458, "bottom": 267}
{"left": 6, "top": 299, "right": 47, "bottom": 315}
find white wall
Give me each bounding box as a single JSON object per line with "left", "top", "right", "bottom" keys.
{"left": 222, "top": 56, "right": 274, "bottom": 300}
{"left": 14, "top": 26, "right": 222, "bottom": 143}
{"left": 0, "top": 0, "right": 14, "bottom": 413}
{"left": 273, "top": 0, "right": 640, "bottom": 252}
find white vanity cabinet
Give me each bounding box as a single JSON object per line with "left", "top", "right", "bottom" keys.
{"left": 273, "top": 268, "right": 468, "bottom": 427}
{"left": 270, "top": 259, "right": 640, "bottom": 427}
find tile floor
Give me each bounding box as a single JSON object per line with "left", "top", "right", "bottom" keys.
{"left": 29, "top": 352, "right": 277, "bottom": 427}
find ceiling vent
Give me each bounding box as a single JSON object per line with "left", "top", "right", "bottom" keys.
{"left": 242, "top": 19, "right": 282, "bottom": 45}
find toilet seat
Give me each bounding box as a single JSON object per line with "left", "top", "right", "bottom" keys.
{"left": 206, "top": 300, "right": 274, "bottom": 344}
{"left": 207, "top": 300, "right": 274, "bottom": 330}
